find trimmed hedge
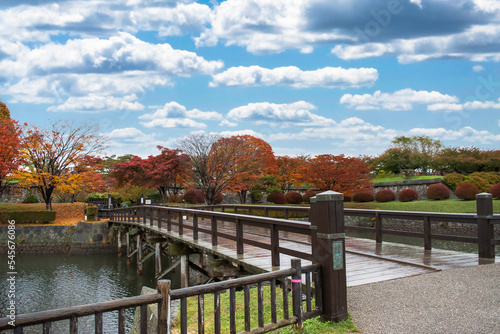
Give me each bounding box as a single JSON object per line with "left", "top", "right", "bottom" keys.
{"left": 285, "top": 191, "right": 303, "bottom": 204}
{"left": 443, "top": 172, "right": 465, "bottom": 191}
{"left": 426, "top": 184, "right": 450, "bottom": 200}
{"left": 183, "top": 189, "right": 205, "bottom": 204}
{"left": 267, "top": 192, "right": 286, "bottom": 205}
{"left": 302, "top": 190, "right": 320, "bottom": 203}
{"left": 455, "top": 183, "right": 480, "bottom": 201}
{"left": 85, "top": 206, "right": 98, "bottom": 220}
{"left": 375, "top": 189, "right": 396, "bottom": 202}
{"left": 353, "top": 190, "right": 374, "bottom": 202}
{"left": 0, "top": 210, "right": 56, "bottom": 223}
{"left": 214, "top": 193, "right": 223, "bottom": 204}
{"left": 398, "top": 189, "right": 419, "bottom": 202}
{"left": 490, "top": 183, "right": 500, "bottom": 199}
{"left": 23, "top": 195, "right": 39, "bottom": 204}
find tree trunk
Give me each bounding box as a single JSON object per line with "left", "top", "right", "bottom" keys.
{"left": 238, "top": 190, "right": 247, "bottom": 204}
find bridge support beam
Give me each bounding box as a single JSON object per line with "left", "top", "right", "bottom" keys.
{"left": 155, "top": 242, "right": 162, "bottom": 277}
{"left": 310, "top": 191, "right": 348, "bottom": 322}
{"left": 180, "top": 255, "right": 189, "bottom": 288}
{"left": 126, "top": 232, "right": 132, "bottom": 265}
{"left": 137, "top": 235, "right": 143, "bottom": 274}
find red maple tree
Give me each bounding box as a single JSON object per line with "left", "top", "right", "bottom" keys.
{"left": 0, "top": 101, "right": 22, "bottom": 195}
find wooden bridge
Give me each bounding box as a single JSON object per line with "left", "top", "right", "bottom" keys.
{"left": 2, "top": 191, "right": 498, "bottom": 333}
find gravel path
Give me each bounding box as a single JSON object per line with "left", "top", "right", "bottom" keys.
{"left": 347, "top": 263, "right": 500, "bottom": 334}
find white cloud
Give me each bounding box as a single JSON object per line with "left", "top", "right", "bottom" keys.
{"left": 48, "top": 94, "right": 144, "bottom": 113}
{"left": 139, "top": 101, "right": 222, "bottom": 129}
{"left": 409, "top": 126, "right": 500, "bottom": 144}
{"left": 219, "top": 120, "right": 238, "bottom": 127}
{"left": 227, "top": 101, "right": 335, "bottom": 127}
{"left": 102, "top": 127, "right": 175, "bottom": 158}
{"left": 210, "top": 66, "right": 378, "bottom": 88}
{"left": 340, "top": 88, "right": 459, "bottom": 110}
{"left": 195, "top": 0, "right": 349, "bottom": 54}
{"left": 473, "top": 65, "right": 485, "bottom": 72}
{"left": 332, "top": 24, "right": 500, "bottom": 63}
{"left": 428, "top": 98, "right": 500, "bottom": 112}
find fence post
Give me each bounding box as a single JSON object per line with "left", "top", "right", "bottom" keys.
{"left": 476, "top": 193, "right": 495, "bottom": 259}
{"left": 291, "top": 259, "right": 303, "bottom": 328}
{"left": 157, "top": 279, "right": 171, "bottom": 334}
{"left": 310, "top": 191, "right": 348, "bottom": 322}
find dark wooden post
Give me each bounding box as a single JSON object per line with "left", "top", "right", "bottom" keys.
{"left": 178, "top": 212, "right": 184, "bottom": 235}
{"left": 375, "top": 212, "right": 382, "bottom": 244}
{"left": 310, "top": 191, "right": 348, "bottom": 322}
{"left": 477, "top": 193, "right": 495, "bottom": 259}
{"left": 236, "top": 218, "right": 244, "bottom": 255}
{"left": 271, "top": 224, "right": 280, "bottom": 267}
{"left": 157, "top": 279, "right": 171, "bottom": 334}
{"left": 155, "top": 242, "right": 162, "bottom": 277}
{"left": 137, "top": 235, "right": 143, "bottom": 274}
{"left": 193, "top": 214, "right": 199, "bottom": 240}
{"left": 291, "top": 259, "right": 303, "bottom": 328}
{"left": 211, "top": 216, "right": 218, "bottom": 246}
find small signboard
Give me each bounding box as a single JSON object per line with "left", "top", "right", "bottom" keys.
{"left": 145, "top": 199, "right": 152, "bottom": 205}
{"left": 332, "top": 240, "right": 344, "bottom": 270}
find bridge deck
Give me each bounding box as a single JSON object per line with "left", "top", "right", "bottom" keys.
{"left": 112, "top": 217, "right": 498, "bottom": 287}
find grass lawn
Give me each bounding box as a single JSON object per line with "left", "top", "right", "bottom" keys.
{"left": 0, "top": 202, "right": 88, "bottom": 226}
{"left": 344, "top": 198, "right": 500, "bottom": 214}
{"left": 173, "top": 285, "right": 358, "bottom": 334}
{"left": 371, "top": 175, "right": 443, "bottom": 183}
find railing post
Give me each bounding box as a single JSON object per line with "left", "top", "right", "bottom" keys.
{"left": 236, "top": 218, "right": 244, "bottom": 255}
{"left": 375, "top": 212, "right": 382, "bottom": 244}
{"left": 477, "top": 193, "right": 495, "bottom": 259}
{"left": 271, "top": 224, "right": 280, "bottom": 267}
{"left": 310, "top": 191, "right": 348, "bottom": 322}
{"left": 211, "top": 216, "right": 218, "bottom": 246}
{"left": 157, "top": 279, "right": 171, "bottom": 334}
{"left": 291, "top": 259, "right": 303, "bottom": 328}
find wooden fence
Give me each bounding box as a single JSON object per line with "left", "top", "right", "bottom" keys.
{"left": 0, "top": 260, "right": 320, "bottom": 334}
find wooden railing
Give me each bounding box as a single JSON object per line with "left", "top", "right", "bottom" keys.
{"left": 170, "top": 258, "right": 321, "bottom": 334}
{"left": 0, "top": 260, "right": 320, "bottom": 334}
{"left": 110, "top": 205, "right": 313, "bottom": 266}
{"left": 0, "top": 280, "right": 170, "bottom": 334}
{"left": 192, "top": 194, "right": 499, "bottom": 258}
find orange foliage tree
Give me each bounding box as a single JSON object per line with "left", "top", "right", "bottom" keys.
{"left": 178, "top": 134, "right": 277, "bottom": 204}
{"left": 224, "top": 135, "right": 277, "bottom": 203}
{"left": 15, "top": 120, "right": 107, "bottom": 210}
{"left": 111, "top": 146, "right": 191, "bottom": 202}
{"left": 306, "top": 154, "right": 372, "bottom": 196}
{"left": 275, "top": 155, "right": 309, "bottom": 193}
{"left": 54, "top": 156, "right": 106, "bottom": 203}
{"left": 0, "top": 101, "right": 21, "bottom": 195}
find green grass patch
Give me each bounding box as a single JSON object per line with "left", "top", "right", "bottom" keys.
{"left": 372, "top": 175, "right": 443, "bottom": 183}
{"left": 173, "top": 285, "right": 357, "bottom": 334}
{"left": 344, "top": 199, "right": 500, "bottom": 214}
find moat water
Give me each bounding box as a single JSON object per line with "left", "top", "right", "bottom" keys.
{"left": 0, "top": 253, "right": 181, "bottom": 333}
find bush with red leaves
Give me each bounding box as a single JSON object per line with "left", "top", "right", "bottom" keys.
{"left": 398, "top": 189, "right": 419, "bottom": 202}
{"left": 490, "top": 183, "right": 500, "bottom": 199}
{"left": 183, "top": 189, "right": 205, "bottom": 204}
{"left": 302, "top": 190, "right": 320, "bottom": 203}
{"left": 285, "top": 191, "right": 303, "bottom": 204}
{"left": 353, "top": 190, "right": 374, "bottom": 202}
{"left": 267, "top": 192, "right": 286, "bottom": 204}
{"left": 426, "top": 184, "right": 450, "bottom": 200}
{"left": 375, "top": 189, "right": 396, "bottom": 202}
{"left": 455, "top": 183, "right": 480, "bottom": 200}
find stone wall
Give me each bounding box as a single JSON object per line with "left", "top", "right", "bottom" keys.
{"left": 372, "top": 178, "right": 456, "bottom": 200}
{"left": 0, "top": 221, "right": 117, "bottom": 254}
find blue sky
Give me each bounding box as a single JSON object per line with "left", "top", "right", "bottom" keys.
{"left": 1, "top": 0, "right": 499, "bottom": 158}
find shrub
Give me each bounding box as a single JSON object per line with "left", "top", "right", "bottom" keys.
{"left": 375, "top": 189, "right": 396, "bottom": 202}
{"left": 85, "top": 206, "right": 98, "bottom": 220}
{"left": 353, "top": 190, "right": 374, "bottom": 202}
{"left": 0, "top": 210, "right": 56, "bottom": 223}
{"left": 168, "top": 194, "right": 183, "bottom": 203}
{"left": 183, "top": 189, "right": 205, "bottom": 204}
{"left": 426, "top": 184, "right": 450, "bottom": 200}
{"left": 490, "top": 183, "right": 500, "bottom": 199}
{"left": 398, "top": 189, "right": 419, "bottom": 202}
{"left": 443, "top": 172, "right": 465, "bottom": 191}
{"left": 250, "top": 190, "right": 263, "bottom": 203}
{"left": 214, "top": 193, "right": 223, "bottom": 204}
{"left": 302, "top": 190, "right": 320, "bottom": 203}
{"left": 455, "top": 183, "right": 480, "bottom": 201}
{"left": 22, "top": 195, "right": 39, "bottom": 204}
{"left": 285, "top": 191, "right": 303, "bottom": 204}
{"left": 267, "top": 192, "right": 285, "bottom": 205}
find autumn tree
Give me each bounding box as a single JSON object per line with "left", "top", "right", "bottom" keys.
{"left": 111, "top": 146, "right": 191, "bottom": 202}
{"left": 306, "top": 154, "right": 371, "bottom": 196}
{"left": 54, "top": 156, "right": 106, "bottom": 203}
{"left": 15, "top": 120, "right": 107, "bottom": 210}
{"left": 0, "top": 101, "right": 21, "bottom": 195}
{"left": 224, "top": 135, "right": 277, "bottom": 203}
{"left": 275, "top": 155, "right": 309, "bottom": 193}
